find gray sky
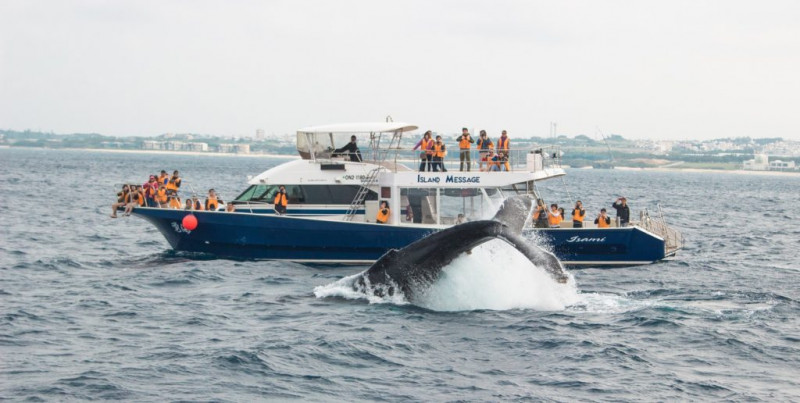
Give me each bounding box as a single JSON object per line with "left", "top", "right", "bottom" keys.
{"left": 1, "top": 0, "right": 799, "bottom": 140}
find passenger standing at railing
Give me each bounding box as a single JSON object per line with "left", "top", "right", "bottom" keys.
{"left": 476, "top": 130, "right": 493, "bottom": 170}
{"left": 612, "top": 197, "right": 631, "bottom": 227}
{"left": 431, "top": 135, "right": 447, "bottom": 172}
{"left": 413, "top": 131, "right": 434, "bottom": 172}
{"left": 496, "top": 130, "right": 511, "bottom": 171}
{"left": 572, "top": 201, "right": 586, "bottom": 228}
{"left": 166, "top": 171, "right": 182, "bottom": 194}
{"left": 333, "top": 135, "right": 363, "bottom": 162}
{"left": 595, "top": 208, "right": 611, "bottom": 228}
{"left": 548, "top": 204, "right": 563, "bottom": 228}
{"left": 533, "top": 199, "right": 549, "bottom": 228}
{"left": 458, "top": 128, "right": 474, "bottom": 172}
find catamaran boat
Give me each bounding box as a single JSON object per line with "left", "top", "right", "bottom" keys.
{"left": 129, "top": 121, "right": 683, "bottom": 266}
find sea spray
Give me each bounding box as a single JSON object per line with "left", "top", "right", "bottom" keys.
{"left": 413, "top": 241, "right": 579, "bottom": 311}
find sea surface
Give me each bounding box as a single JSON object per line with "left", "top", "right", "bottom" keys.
{"left": 1, "top": 148, "right": 799, "bottom": 401}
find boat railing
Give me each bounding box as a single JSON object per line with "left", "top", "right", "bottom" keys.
{"left": 636, "top": 205, "right": 684, "bottom": 256}
{"left": 327, "top": 145, "right": 563, "bottom": 173}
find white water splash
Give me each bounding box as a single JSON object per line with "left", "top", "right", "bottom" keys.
{"left": 313, "top": 273, "right": 409, "bottom": 306}
{"left": 413, "top": 240, "right": 579, "bottom": 311}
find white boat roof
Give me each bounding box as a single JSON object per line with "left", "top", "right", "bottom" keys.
{"left": 297, "top": 122, "right": 418, "bottom": 134}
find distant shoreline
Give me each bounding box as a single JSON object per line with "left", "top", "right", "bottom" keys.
{"left": 2, "top": 146, "right": 798, "bottom": 176}
{"left": 609, "top": 166, "right": 799, "bottom": 177}
{"left": 1, "top": 146, "right": 300, "bottom": 159}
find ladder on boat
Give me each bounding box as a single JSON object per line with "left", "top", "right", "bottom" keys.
{"left": 342, "top": 122, "right": 404, "bottom": 222}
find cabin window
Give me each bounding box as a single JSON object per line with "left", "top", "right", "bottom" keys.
{"left": 235, "top": 184, "right": 376, "bottom": 205}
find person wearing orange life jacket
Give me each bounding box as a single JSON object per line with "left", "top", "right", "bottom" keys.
{"left": 595, "top": 208, "right": 611, "bottom": 228}
{"left": 189, "top": 195, "right": 204, "bottom": 211}
{"left": 532, "top": 199, "right": 550, "bottom": 228}
{"left": 413, "top": 131, "right": 434, "bottom": 172}
{"left": 376, "top": 201, "right": 390, "bottom": 224}
{"left": 496, "top": 130, "right": 511, "bottom": 171}
{"left": 476, "top": 130, "right": 493, "bottom": 170}
{"left": 168, "top": 192, "right": 182, "bottom": 209}
{"left": 158, "top": 170, "right": 169, "bottom": 187}
{"left": 572, "top": 200, "right": 586, "bottom": 228}
{"left": 205, "top": 188, "right": 222, "bottom": 211}
{"left": 166, "top": 170, "right": 182, "bottom": 192}
{"left": 548, "top": 203, "right": 562, "bottom": 227}
{"left": 457, "top": 127, "right": 474, "bottom": 172}
{"left": 155, "top": 184, "right": 168, "bottom": 207}
{"left": 431, "top": 135, "right": 447, "bottom": 172}
{"left": 274, "top": 185, "right": 288, "bottom": 215}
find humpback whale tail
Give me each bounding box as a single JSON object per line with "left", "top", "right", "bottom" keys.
{"left": 334, "top": 195, "right": 571, "bottom": 304}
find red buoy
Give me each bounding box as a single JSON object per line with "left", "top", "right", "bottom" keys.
{"left": 182, "top": 214, "right": 198, "bottom": 230}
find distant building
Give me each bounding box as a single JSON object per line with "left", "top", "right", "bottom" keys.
{"left": 742, "top": 154, "right": 769, "bottom": 171}
{"left": 769, "top": 160, "right": 796, "bottom": 171}
{"left": 256, "top": 129, "right": 265, "bottom": 141}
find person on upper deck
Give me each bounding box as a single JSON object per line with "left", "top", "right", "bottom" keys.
{"left": 595, "top": 208, "right": 611, "bottom": 228}
{"left": 413, "top": 131, "right": 434, "bottom": 172}
{"left": 497, "top": 130, "right": 510, "bottom": 154}
{"left": 612, "top": 197, "right": 630, "bottom": 227}
{"left": 274, "top": 185, "right": 288, "bottom": 215}
{"left": 476, "top": 130, "right": 493, "bottom": 171}
{"left": 458, "top": 127, "right": 474, "bottom": 172}
{"left": 490, "top": 151, "right": 509, "bottom": 172}
{"left": 333, "top": 135, "right": 363, "bottom": 162}
{"left": 431, "top": 135, "right": 447, "bottom": 172}
{"left": 572, "top": 200, "right": 586, "bottom": 228}
{"left": 376, "top": 201, "right": 390, "bottom": 224}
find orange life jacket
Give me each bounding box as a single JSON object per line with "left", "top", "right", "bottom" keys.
{"left": 274, "top": 192, "right": 288, "bottom": 207}
{"left": 421, "top": 138, "right": 433, "bottom": 155}
{"left": 166, "top": 176, "right": 181, "bottom": 191}
{"left": 169, "top": 197, "right": 182, "bottom": 209}
{"left": 572, "top": 208, "right": 585, "bottom": 222}
{"left": 156, "top": 188, "right": 167, "bottom": 203}
{"left": 205, "top": 196, "right": 218, "bottom": 211}
{"left": 548, "top": 210, "right": 562, "bottom": 226}
{"left": 497, "top": 137, "right": 509, "bottom": 151}
{"left": 458, "top": 136, "right": 472, "bottom": 149}
{"left": 376, "top": 208, "right": 390, "bottom": 223}
{"left": 136, "top": 192, "right": 145, "bottom": 207}
{"left": 597, "top": 215, "right": 610, "bottom": 228}
{"left": 477, "top": 138, "right": 493, "bottom": 150}
{"left": 159, "top": 174, "right": 169, "bottom": 186}
{"left": 433, "top": 143, "right": 445, "bottom": 158}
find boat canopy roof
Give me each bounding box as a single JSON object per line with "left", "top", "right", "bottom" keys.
{"left": 297, "top": 122, "right": 418, "bottom": 134}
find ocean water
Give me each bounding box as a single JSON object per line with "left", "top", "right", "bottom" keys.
{"left": 1, "top": 148, "right": 799, "bottom": 401}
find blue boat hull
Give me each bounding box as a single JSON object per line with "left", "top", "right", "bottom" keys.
{"left": 132, "top": 208, "right": 668, "bottom": 266}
